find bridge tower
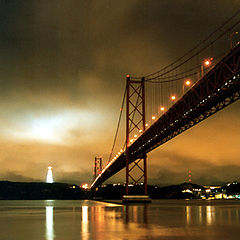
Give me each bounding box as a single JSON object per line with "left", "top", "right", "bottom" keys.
{"left": 94, "top": 156, "right": 102, "bottom": 180}
{"left": 124, "top": 75, "right": 150, "bottom": 202}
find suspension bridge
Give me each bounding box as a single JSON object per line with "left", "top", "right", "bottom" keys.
{"left": 91, "top": 11, "right": 240, "bottom": 199}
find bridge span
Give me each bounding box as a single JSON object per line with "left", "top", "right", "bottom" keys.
{"left": 92, "top": 44, "right": 240, "bottom": 189}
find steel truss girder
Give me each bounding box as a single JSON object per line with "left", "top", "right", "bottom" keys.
{"left": 146, "top": 88, "right": 240, "bottom": 152}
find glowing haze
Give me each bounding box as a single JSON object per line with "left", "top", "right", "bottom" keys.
{"left": 0, "top": 0, "right": 240, "bottom": 185}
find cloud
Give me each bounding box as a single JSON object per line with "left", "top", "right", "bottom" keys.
{"left": 0, "top": 171, "right": 40, "bottom": 182}
{"left": 55, "top": 170, "right": 93, "bottom": 184}
{"left": 148, "top": 164, "right": 240, "bottom": 186}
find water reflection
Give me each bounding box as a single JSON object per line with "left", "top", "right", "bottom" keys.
{"left": 186, "top": 205, "right": 191, "bottom": 225}
{"left": 185, "top": 204, "right": 216, "bottom": 225}
{"left": 206, "top": 205, "right": 215, "bottom": 225}
{"left": 199, "top": 206, "right": 202, "bottom": 223}
{"left": 89, "top": 205, "right": 124, "bottom": 234}
{"left": 124, "top": 204, "right": 148, "bottom": 224}
{"left": 46, "top": 206, "right": 54, "bottom": 240}
{"left": 1, "top": 200, "right": 240, "bottom": 240}
{"left": 81, "top": 206, "right": 89, "bottom": 240}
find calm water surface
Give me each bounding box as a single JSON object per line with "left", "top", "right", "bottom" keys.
{"left": 0, "top": 199, "right": 239, "bottom": 240}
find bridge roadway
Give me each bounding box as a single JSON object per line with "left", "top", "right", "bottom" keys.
{"left": 91, "top": 44, "right": 240, "bottom": 188}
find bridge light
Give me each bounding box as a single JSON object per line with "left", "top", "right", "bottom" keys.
{"left": 170, "top": 95, "right": 176, "bottom": 101}
{"left": 203, "top": 58, "right": 213, "bottom": 67}
{"left": 160, "top": 107, "right": 165, "bottom": 111}
{"left": 201, "top": 58, "right": 213, "bottom": 77}
{"left": 230, "top": 31, "right": 239, "bottom": 49}
{"left": 120, "top": 149, "right": 123, "bottom": 153}
{"left": 184, "top": 79, "right": 191, "bottom": 86}
{"left": 139, "top": 129, "right": 143, "bottom": 133}
{"left": 152, "top": 116, "right": 156, "bottom": 120}
{"left": 134, "top": 134, "right": 137, "bottom": 138}
{"left": 145, "top": 123, "right": 148, "bottom": 127}
{"left": 204, "top": 60, "right": 210, "bottom": 66}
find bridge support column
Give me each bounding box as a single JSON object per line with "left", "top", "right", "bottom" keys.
{"left": 124, "top": 75, "right": 151, "bottom": 203}
{"left": 94, "top": 156, "right": 102, "bottom": 180}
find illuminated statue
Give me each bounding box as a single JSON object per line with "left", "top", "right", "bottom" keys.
{"left": 46, "top": 166, "right": 54, "bottom": 183}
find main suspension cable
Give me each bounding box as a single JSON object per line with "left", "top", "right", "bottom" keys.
{"left": 108, "top": 86, "right": 126, "bottom": 162}
{"left": 146, "top": 17, "right": 240, "bottom": 81}
{"left": 132, "top": 8, "right": 240, "bottom": 80}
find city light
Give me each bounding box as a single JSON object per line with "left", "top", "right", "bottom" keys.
{"left": 81, "top": 184, "right": 89, "bottom": 189}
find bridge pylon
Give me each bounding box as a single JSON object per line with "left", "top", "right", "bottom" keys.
{"left": 124, "top": 75, "right": 150, "bottom": 202}
{"left": 94, "top": 156, "right": 102, "bottom": 181}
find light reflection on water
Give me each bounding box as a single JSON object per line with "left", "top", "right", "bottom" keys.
{"left": 186, "top": 205, "right": 216, "bottom": 225}
{"left": 206, "top": 205, "right": 215, "bottom": 225}
{"left": 81, "top": 206, "right": 88, "bottom": 240}
{"left": 0, "top": 200, "right": 239, "bottom": 240}
{"left": 45, "top": 206, "right": 54, "bottom": 240}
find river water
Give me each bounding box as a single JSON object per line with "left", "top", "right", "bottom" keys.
{"left": 0, "top": 199, "right": 239, "bottom": 240}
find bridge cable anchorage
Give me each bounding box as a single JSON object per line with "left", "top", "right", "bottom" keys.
{"left": 131, "top": 8, "right": 240, "bottom": 81}
{"left": 108, "top": 86, "right": 127, "bottom": 163}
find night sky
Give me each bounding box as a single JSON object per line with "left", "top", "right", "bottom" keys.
{"left": 0, "top": 0, "right": 240, "bottom": 186}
